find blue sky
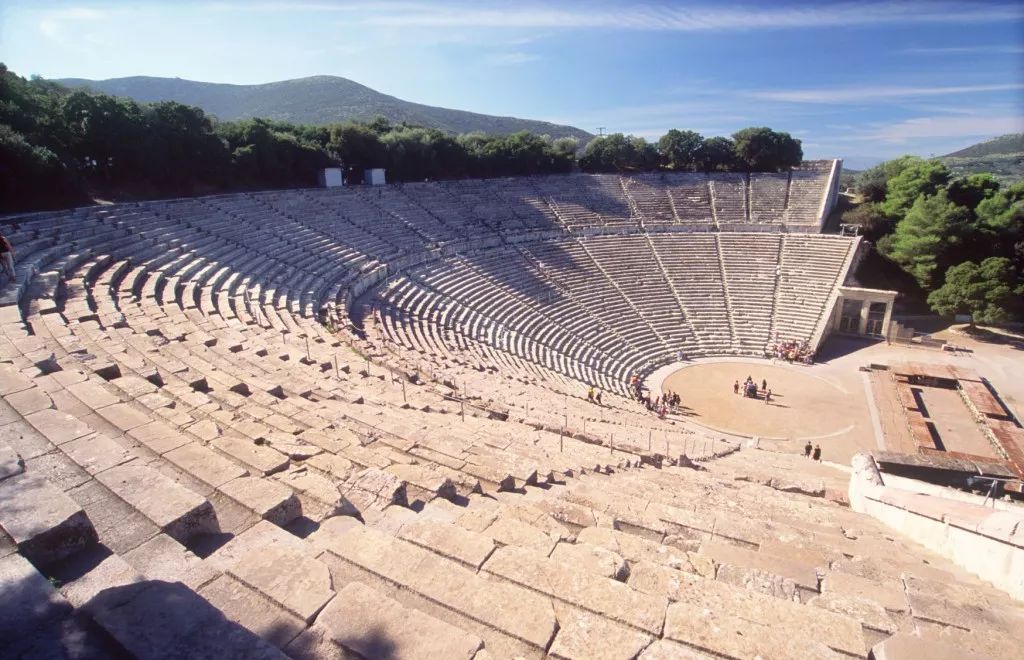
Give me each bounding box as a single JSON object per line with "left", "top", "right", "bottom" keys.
{"left": 2, "top": 1, "right": 1022, "bottom": 168}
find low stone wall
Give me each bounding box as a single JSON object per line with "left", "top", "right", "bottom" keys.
{"left": 849, "top": 453, "right": 1024, "bottom": 601}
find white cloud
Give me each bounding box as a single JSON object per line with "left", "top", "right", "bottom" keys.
{"left": 867, "top": 114, "right": 1024, "bottom": 143}
{"left": 350, "top": 1, "right": 1023, "bottom": 31}
{"left": 191, "top": 1, "right": 1023, "bottom": 31}
{"left": 749, "top": 83, "right": 1024, "bottom": 104}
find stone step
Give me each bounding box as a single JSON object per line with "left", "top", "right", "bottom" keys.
{"left": 94, "top": 461, "right": 217, "bottom": 544}
{"left": 219, "top": 476, "right": 301, "bottom": 526}
{"left": 310, "top": 518, "right": 557, "bottom": 658}
{"left": 0, "top": 471, "right": 98, "bottom": 565}
{"left": 870, "top": 632, "right": 981, "bottom": 660}
{"left": 629, "top": 560, "right": 864, "bottom": 657}
{"left": 482, "top": 544, "right": 666, "bottom": 635}
{"left": 0, "top": 552, "right": 73, "bottom": 649}
{"left": 397, "top": 518, "right": 496, "bottom": 570}
{"left": 287, "top": 581, "right": 484, "bottom": 660}
{"left": 698, "top": 538, "right": 821, "bottom": 601}
{"left": 89, "top": 578, "right": 288, "bottom": 659}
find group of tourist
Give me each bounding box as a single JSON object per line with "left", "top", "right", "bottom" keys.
{"left": 734, "top": 376, "right": 772, "bottom": 403}
{"left": 803, "top": 441, "right": 822, "bottom": 462}
{"left": 766, "top": 338, "right": 813, "bottom": 363}
{"left": 586, "top": 386, "right": 603, "bottom": 405}
{"left": 627, "top": 375, "right": 680, "bottom": 418}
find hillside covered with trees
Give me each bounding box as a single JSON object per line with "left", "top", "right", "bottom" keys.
{"left": 846, "top": 156, "right": 1024, "bottom": 324}
{"left": 939, "top": 133, "right": 1024, "bottom": 186}
{"left": 57, "top": 75, "right": 593, "bottom": 142}
{"left": 0, "top": 65, "right": 803, "bottom": 213}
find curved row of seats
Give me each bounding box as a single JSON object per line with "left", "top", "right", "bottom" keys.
{"left": 1, "top": 184, "right": 1022, "bottom": 658}
{"left": 374, "top": 232, "right": 856, "bottom": 395}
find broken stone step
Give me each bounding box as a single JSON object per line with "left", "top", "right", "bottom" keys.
{"left": 198, "top": 574, "right": 306, "bottom": 650}
{"left": 629, "top": 560, "right": 864, "bottom": 657}
{"left": 311, "top": 520, "right": 556, "bottom": 658}
{"left": 870, "top": 632, "right": 980, "bottom": 660}
{"left": 483, "top": 545, "right": 666, "bottom": 635}
{"left": 384, "top": 462, "right": 457, "bottom": 501}
{"left": 287, "top": 581, "right": 484, "bottom": 660}
{"left": 397, "top": 518, "right": 496, "bottom": 570}
{"left": 211, "top": 435, "right": 289, "bottom": 475}
{"left": 164, "top": 442, "right": 248, "bottom": 488}
{"left": 698, "top": 538, "right": 820, "bottom": 599}
{"left": 95, "top": 461, "right": 217, "bottom": 544}
{"left": 548, "top": 607, "right": 654, "bottom": 660}
{"left": 0, "top": 443, "right": 25, "bottom": 481}
{"left": 0, "top": 471, "right": 98, "bottom": 565}
{"left": 577, "top": 526, "right": 694, "bottom": 574}
{"left": 89, "top": 579, "right": 287, "bottom": 660}
{"left": 220, "top": 476, "right": 301, "bottom": 526}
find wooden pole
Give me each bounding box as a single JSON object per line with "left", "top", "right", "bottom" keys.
{"left": 334, "top": 355, "right": 340, "bottom": 379}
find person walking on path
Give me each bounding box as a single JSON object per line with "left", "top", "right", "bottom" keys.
{"left": 812, "top": 444, "right": 822, "bottom": 462}
{"left": 733, "top": 380, "right": 739, "bottom": 395}
{"left": 804, "top": 441, "right": 813, "bottom": 458}
{"left": 764, "top": 389, "right": 772, "bottom": 404}
{"left": 0, "top": 233, "right": 14, "bottom": 281}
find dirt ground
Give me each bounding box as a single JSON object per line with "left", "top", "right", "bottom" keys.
{"left": 661, "top": 360, "right": 873, "bottom": 463}
{"left": 656, "top": 331, "right": 1024, "bottom": 465}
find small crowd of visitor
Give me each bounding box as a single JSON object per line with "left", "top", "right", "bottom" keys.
{"left": 766, "top": 338, "right": 813, "bottom": 363}
{"left": 734, "top": 375, "right": 772, "bottom": 403}
{"left": 586, "top": 386, "right": 603, "bottom": 405}
{"left": 627, "top": 375, "right": 680, "bottom": 418}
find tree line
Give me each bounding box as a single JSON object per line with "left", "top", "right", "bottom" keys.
{"left": 849, "top": 157, "right": 1023, "bottom": 325}
{"left": 1, "top": 65, "right": 805, "bottom": 213}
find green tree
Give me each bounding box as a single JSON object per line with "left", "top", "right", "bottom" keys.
{"left": 551, "top": 136, "right": 579, "bottom": 159}
{"left": 927, "top": 257, "right": 1023, "bottom": 325}
{"left": 327, "top": 123, "right": 387, "bottom": 172}
{"left": 946, "top": 173, "right": 1000, "bottom": 211}
{"left": 695, "top": 136, "right": 736, "bottom": 172}
{"left": 730, "top": 127, "right": 802, "bottom": 171}
{"left": 881, "top": 159, "right": 950, "bottom": 218}
{"left": 878, "top": 190, "right": 972, "bottom": 289}
{"left": 657, "top": 129, "right": 703, "bottom": 170}
{"left": 579, "top": 134, "right": 654, "bottom": 172}
{"left": 0, "top": 124, "right": 81, "bottom": 211}
{"left": 840, "top": 202, "right": 893, "bottom": 241}
{"left": 852, "top": 155, "right": 920, "bottom": 203}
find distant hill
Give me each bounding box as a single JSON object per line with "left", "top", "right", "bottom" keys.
{"left": 938, "top": 133, "right": 1024, "bottom": 185}
{"left": 57, "top": 75, "right": 592, "bottom": 141}
{"left": 943, "top": 134, "right": 1024, "bottom": 159}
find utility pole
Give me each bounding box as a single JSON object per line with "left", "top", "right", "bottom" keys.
{"left": 597, "top": 127, "right": 606, "bottom": 136}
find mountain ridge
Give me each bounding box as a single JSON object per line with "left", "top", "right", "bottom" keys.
{"left": 939, "top": 133, "right": 1023, "bottom": 184}
{"left": 56, "top": 74, "right": 592, "bottom": 141}
{"left": 942, "top": 133, "right": 1023, "bottom": 159}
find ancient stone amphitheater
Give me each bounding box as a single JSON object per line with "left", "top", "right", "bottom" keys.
{"left": 2, "top": 164, "right": 1022, "bottom": 659}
